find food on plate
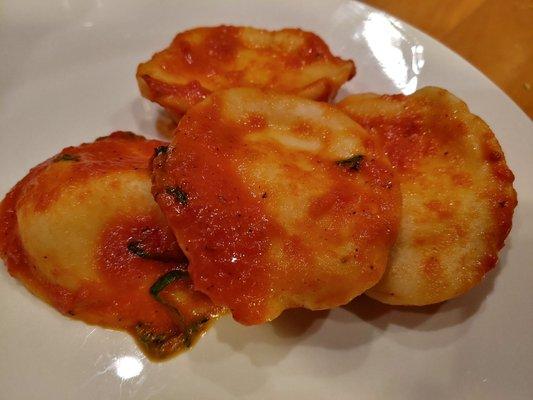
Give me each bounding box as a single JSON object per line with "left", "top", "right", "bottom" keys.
{"left": 137, "top": 25, "right": 355, "bottom": 121}
{"left": 338, "top": 87, "right": 517, "bottom": 305}
{"left": 151, "top": 87, "right": 401, "bottom": 325}
{"left": 0, "top": 18, "right": 520, "bottom": 364}
{"left": 0, "top": 132, "right": 222, "bottom": 359}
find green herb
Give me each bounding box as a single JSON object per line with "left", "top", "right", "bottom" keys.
{"left": 149, "top": 269, "right": 198, "bottom": 347}
{"left": 141, "top": 271, "right": 214, "bottom": 353}
{"left": 135, "top": 316, "right": 209, "bottom": 354}
{"left": 183, "top": 318, "right": 210, "bottom": 347}
{"left": 336, "top": 154, "right": 364, "bottom": 171}
{"left": 188, "top": 317, "right": 209, "bottom": 335}
{"left": 134, "top": 322, "right": 189, "bottom": 358}
{"left": 150, "top": 270, "right": 189, "bottom": 298}
{"left": 53, "top": 153, "right": 80, "bottom": 162}
{"left": 135, "top": 322, "right": 171, "bottom": 346}
{"left": 166, "top": 186, "right": 188, "bottom": 205}
{"left": 127, "top": 240, "right": 184, "bottom": 263}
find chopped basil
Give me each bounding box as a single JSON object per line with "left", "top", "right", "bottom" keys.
{"left": 135, "top": 322, "right": 171, "bottom": 346}
{"left": 127, "top": 240, "right": 184, "bottom": 263}
{"left": 134, "top": 322, "right": 192, "bottom": 357}
{"left": 166, "top": 186, "right": 188, "bottom": 205}
{"left": 148, "top": 269, "right": 206, "bottom": 348}
{"left": 53, "top": 153, "right": 80, "bottom": 162}
{"left": 150, "top": 270, "right": 189, "bottom": 298}
{"left": 183, "top": 318, "right": 210, "bottom": 347}
{"left": 336, "top": 154, "right": 364, "bottom": 171}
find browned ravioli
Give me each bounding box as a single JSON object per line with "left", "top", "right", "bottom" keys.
{"left": 137, "top": 25, "right": 355, "bottom": 120}
{"left": 151, "top": 88, "right": 401, "bottom": 325}
{"left": 0, "top": 132, "right": 223, "bottom": 359}
{"left": 338, "top": 87, "right": 517, "bottom": 306}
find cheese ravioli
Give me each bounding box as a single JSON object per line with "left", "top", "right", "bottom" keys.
{"left": 151, "top": 88, "right": 401, "bottom": 325}
{"left": 137, "top": 26, "right": 355, "bottom": 120}
{"left": 0, "top": 132, "right": 222, "bottom": 359}
{"left": 338, "top": 87, "right": 517, "bottom": 305}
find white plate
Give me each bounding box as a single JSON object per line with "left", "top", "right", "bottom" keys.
{"left": 1, "top": 1, "right": 532, "bottom": 399}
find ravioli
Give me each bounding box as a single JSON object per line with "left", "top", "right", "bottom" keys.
{"left": 137, "top": 25, "right": 355, "bottom": 120}
{"left": 338, "top": 87, "right": 517, "bottom": 305}
{"left": 0, "top": 132, "right": 222, "bottom": 359}
{"left": 151, "top": 88, "right": 401, "bottom": 325}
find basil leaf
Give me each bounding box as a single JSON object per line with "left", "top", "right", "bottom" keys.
{"left": 150, "top": 270, "right": 189, "bottom": 298}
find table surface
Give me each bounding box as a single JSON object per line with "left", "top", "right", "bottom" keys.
{"left": 362, "top": 0, "right": 533, "bottom": 118}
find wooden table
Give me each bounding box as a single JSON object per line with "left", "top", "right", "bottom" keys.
{"left": 362, "top": 0, "right": 533, "bottom": 118}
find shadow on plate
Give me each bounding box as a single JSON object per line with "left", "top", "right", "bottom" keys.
{"left": 154, "top": 110, "right": 177, "bottom": 138}
{"left": 345, "top": 245, "right": 506, "bottom": 331}
{"left": 108, "top": 98, "right": 176, "bottom": 139}
{"left": 212, "top": 243, "right": 508, "bottom": 363}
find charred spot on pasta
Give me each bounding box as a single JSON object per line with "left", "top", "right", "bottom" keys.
{"left": 338, "top": 87, "right": 516, "bottom": 306}
{"left": 336, "top": 154, "right": 364, "bottom": 171}
{"left": 165, "top": 186, "right": 188, "bottom": 205}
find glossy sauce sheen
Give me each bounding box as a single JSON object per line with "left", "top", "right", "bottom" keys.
{"left": 151, "top": 88, "right": 401, "bottom": 324}
{"left": 338, "top": 87, "right": 517, "bottom": 305}
{"left": 0, "top": 132, "right": 222, "bottom": 359}
{"left": 137, "top": 25, "right": 355, "bottom": 119}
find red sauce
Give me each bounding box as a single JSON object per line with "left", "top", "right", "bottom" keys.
{"left": 142, "top": 75, "right": 211, "bottom": 115}
{"left": 163, "top": 26, "right": 345, "bottom": 75}
{"left": 283, "top": 29, "right": 335, "bottom": 69}
{"left": 0, "top": 132, "right": 218, "bottom": 359}
{"left": 424, "top": 200, "right": 455, "bottom": 220}
{"left": 160, "top": 26, "right": 240, "bottom": 78}
{"left": 361, "top": 114, "right": 438, "bottom": 173}
{"left": 363, "top": 101, "right": 516, "bottom": 252}
{"left": 341, "top": 89, "right": 518, "bottom": 302}
{"left": 353, "top": 96, "right": 470, "bottom": 176}
{"left": 0, "top": 168, "right": 78, "bottom": 314}
{"left": 307, "top": 169, "right": 397, "bottom": 276}
{"left": 242, "top": 113, "right": 267, "bottom": 131}
{"left": 94, "top": 213, "right": 183, "bottom": 331}
{"left": 451, "top": 172, "right": 473, "bottom": 187}
{"left": 152, "top": 102, "right": 273, "bottom": 324}
{"left": 26, "top": 132, "right": 162, "bottom": 212}
{"left": 152, "top": 92, "right": 401, "bottom": 324}
{"left": 138, "top": 26, "right": 355, "bottom": 117}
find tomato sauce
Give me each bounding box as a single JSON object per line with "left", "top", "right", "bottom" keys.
{"left": 166, "top": 26, "right": 240, "bottom": 74}
{"left": 137, "top": 26, "right": 356, "bottom": 118}
{"left": 152, "top": 103, "right": 273, "bottom": 324}
{"left": 142, "top": 75, "right": 211, "bottom": 114}
{"left": 339, "top": 87, "right": 517, "bottom": 305}
{"left": 0, "top": 132, "right": 219, "bottom": 359}
{"left": 353, "top": 95, "right": 516, "bottom": 256}
{"left": 0, "top": 169, "right": 79, "bottom": 314}
{"left": 26, "top": 132, "right": 162, "bottom": 212}
{"left": 152, "top": 90, "right": 401, "bottom": 324}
